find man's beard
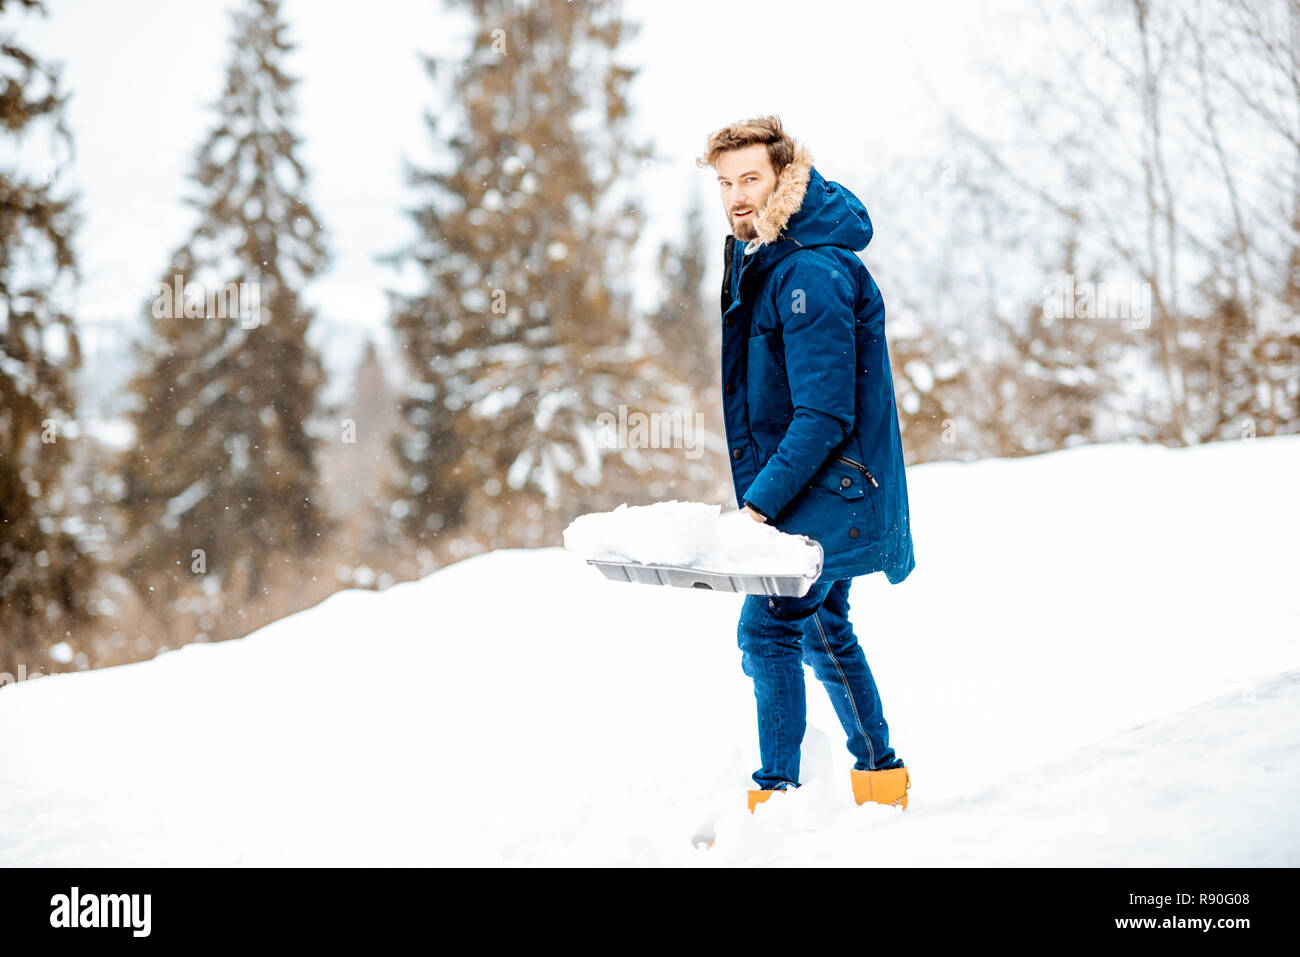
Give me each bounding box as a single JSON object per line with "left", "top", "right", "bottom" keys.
{"left": 732, "top": 211, "right": 758, "bottom": 241}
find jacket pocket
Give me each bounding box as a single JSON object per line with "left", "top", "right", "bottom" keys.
{"left": 811, "top": 455, "right": 879, "bottom": 541}
{"left": 775, "top": 456, "right": 872, "bottom": 549}
{"left": 833, "top": 454, "right": 879, "bottom": 489}
{"left": 812, "top": 456, "right": 867, "bottom": 500}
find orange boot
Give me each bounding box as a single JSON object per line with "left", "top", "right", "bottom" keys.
{"left": 850, "top": 766, "right": 910, "bottom": 809}
{"left": 748, "top": 784, "right": 796, "bottom": 813}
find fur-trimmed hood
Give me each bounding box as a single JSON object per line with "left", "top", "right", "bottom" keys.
{"left": 740, "top": 143, "right": 874, "bottom": 265}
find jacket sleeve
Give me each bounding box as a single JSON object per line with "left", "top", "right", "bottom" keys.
{"left": 741, "top": 254, "right": 857, "bottom": 521}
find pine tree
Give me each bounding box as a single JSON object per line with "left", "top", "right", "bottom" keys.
{"left": 387, "top": 0, "right": 676, "bottom": 552}
{"left": 344, "top": 339, "right": 399, "bottom": 466}
{"left": 117, "top": 0, "right": 331, "bottom": 625}
{"left": 0, "top": 0, "right": 97, "bottom": 677}
{"left": 319, "top": 337, "right": 402, "bottom": 584}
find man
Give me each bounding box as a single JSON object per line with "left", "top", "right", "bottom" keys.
{"left": 696, "top": 115, "right": 915, "bottom": 812}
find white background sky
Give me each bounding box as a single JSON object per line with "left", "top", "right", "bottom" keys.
{"left": 9, "top": 0, "right": 1010, "bottom": 358}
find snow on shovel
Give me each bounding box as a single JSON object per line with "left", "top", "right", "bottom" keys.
{"left": 563, "top": 501, "right": 823, "bottom": 597}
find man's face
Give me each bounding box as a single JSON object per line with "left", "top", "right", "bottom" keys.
{"left": 716, "top": 144, "right": 778, "bottom": 242}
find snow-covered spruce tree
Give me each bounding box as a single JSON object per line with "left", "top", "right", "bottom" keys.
{"left": 388, "top": 0, "right": 692, "bottom": 554}
{"left": 317, "top": 338, "right": 403, "bottom": 587}
{"left": 0, "top": 0, "right": 97, "bottom": 677}
{"left": 117, "top": 0, "right": 331, "bottom": 629}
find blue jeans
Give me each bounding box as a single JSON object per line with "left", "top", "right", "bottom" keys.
{"left": 737, "top": 578, "right": 903, "bottom": 789}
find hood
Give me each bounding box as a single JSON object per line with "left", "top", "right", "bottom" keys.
{"left": 739, "top": 143, "right": 874, "bottom": 272}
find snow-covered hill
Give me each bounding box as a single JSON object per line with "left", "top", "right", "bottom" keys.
{"left": 2, "top": 436, "right": 1297, "bottom": 866}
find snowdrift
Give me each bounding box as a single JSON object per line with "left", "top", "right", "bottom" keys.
{"left": 2, "top": 436, "right": 1297, "bottom": 865}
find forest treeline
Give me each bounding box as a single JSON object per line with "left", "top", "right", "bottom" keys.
{"left": 1, "top": 0, "right": 1296, "bottom": 678}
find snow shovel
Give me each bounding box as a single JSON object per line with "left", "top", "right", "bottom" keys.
{"left": 584, "top": 534, "right": 823, "bottom": 598}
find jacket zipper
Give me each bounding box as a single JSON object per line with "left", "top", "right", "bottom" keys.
{"left": 836, "top": 455, "right": 880, "bottom": 488}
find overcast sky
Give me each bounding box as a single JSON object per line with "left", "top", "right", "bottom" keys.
{"left": 8, "top": 0, "right": 999, "bottom": 357}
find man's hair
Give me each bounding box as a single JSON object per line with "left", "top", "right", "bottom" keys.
{"left": 695, "top": 114, "right": 796, "bottom": 178}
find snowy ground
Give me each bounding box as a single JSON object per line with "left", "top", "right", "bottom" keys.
{"left": 1, "top": 436, "right": 1297, "bottom": 866}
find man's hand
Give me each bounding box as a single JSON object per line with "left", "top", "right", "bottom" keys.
{"left": 740, "top": 504, "right": 768, "bottom": 523}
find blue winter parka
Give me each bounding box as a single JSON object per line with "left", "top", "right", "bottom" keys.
{"left": 720, "top": 144, "right": 915, "bottom": 585}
